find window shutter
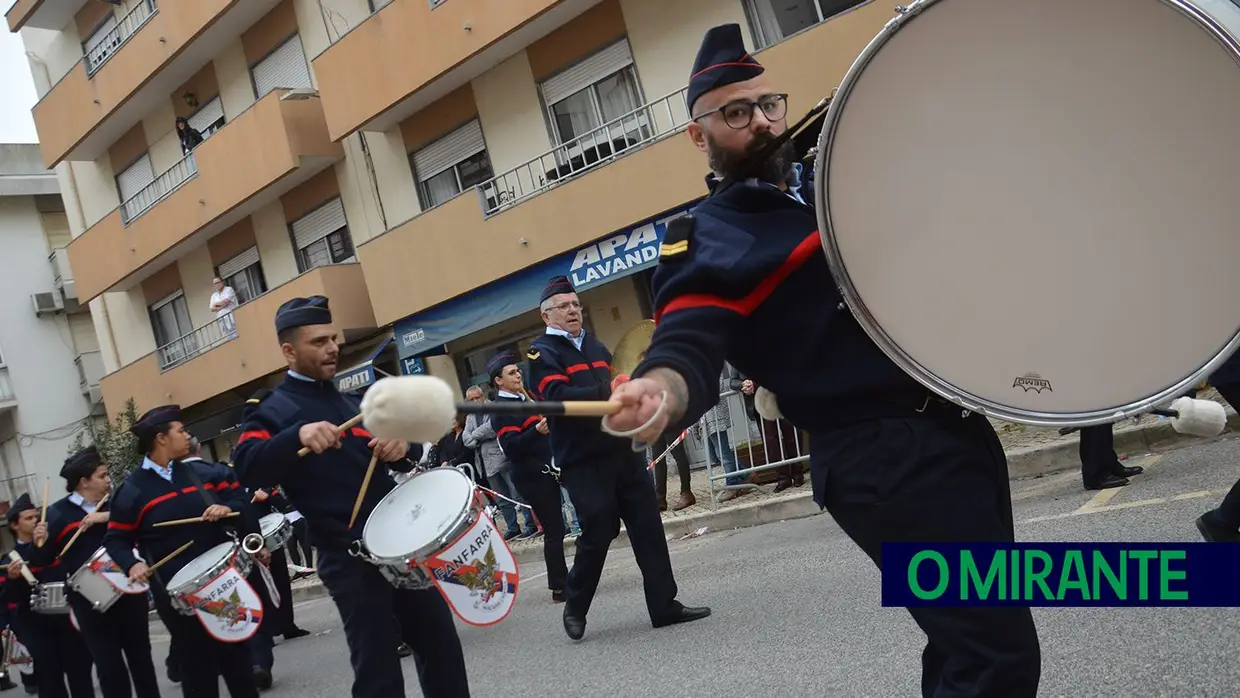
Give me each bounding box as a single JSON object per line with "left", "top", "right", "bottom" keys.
{"left": 252, "top": 35, "right": 313, "bottom": 99}
{"left": 292, "top": 198, "right": 348, "bottom": 250}
{"left": 218, "top": 246, "right": 260, "bottom": 280}
{"left": 70, "top": 314, "right": 100, "bottom": 352}
{"left": 117, "top": 155, "right": 155, "bottom": 203}
{"left": 188, "top": 96, "right": 225, "bottom": 134}
{"left": 540, "top": 40, "right": 634, "bottom": 106}
{"left": 412, "top": 119, "right": 486, "bottom": 182}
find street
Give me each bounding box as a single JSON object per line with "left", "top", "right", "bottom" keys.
{"left": 150, "top": 433, "right": 1240, "bottom": 697}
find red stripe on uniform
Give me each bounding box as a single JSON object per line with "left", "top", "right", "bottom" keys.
{"left": 136, "top": 491, "right": 181, "bottom": 528}
{"left": 538, "top": 374, "right": 569, "bottom": 392}
{"left": 56, "top": 521, "right": 81, "bottom": 543}
{"left": 107, "top": 521, "right": 138, "bottom": 531}
{"left": 238, "top": 430, "right": 270, "bottom": 443}
{"left": 565, "top": 364, "right": 591, "bottom": 373}
{"left": 591, "top": 361, "right": 609, "bottom": 370}
{"left": 350, "top": 427, "right": 373, "bottom": 439}
{"left": 497, "top": 426, "right": 520, "bottom": 438}
{"left": 655, "top": 232, "right": 821, "bottom": 322}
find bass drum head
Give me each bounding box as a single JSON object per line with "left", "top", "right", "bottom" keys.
{"left": 167, "top": 542, "right": 233, "bottom": 588}
{"left": 818, "top": 0, "right": 1240, "bottom": 425}
{"left": 363, "top": 467, "right": 474, "bottom": 561}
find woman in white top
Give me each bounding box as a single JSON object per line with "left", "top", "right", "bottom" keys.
{"left": 209, "top": 276, "right": 238, "bottom": 337}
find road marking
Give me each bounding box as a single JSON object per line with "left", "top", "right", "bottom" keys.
{"left": 1074, "top": 455, "right": 1163, "bottom": 514}
{"left": 1021, "top": 487, "right": 1223, "bottom": 524}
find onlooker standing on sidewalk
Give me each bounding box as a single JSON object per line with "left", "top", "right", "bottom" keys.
{"left": 704, "top": 364, "right": 745, "bottom": 502}
{"left": 462, "top": 386, "right": 539, "bottom": 541}
{"left": 652, "top": 429, "right": 694, "bottom": 512}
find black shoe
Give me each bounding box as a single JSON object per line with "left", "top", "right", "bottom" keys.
{"left": 1084, "top": 475, "right": 1128, "bottom": 491}
{"left": 397, "top": 642, "right": 413, "bottom": 658}
{"left": 167, "top": 664, "right": 181, "bottom": 683}
{"left": 652, "top": 602, "right": 712, "bottom": 629}
{"left": 252, "top": 666, "right": 273, "bottom": 691}
{"left": 1196, "top": 512, "right": 1240, "bottom": 542}
{"left": 563, "top": 607, "right": 586, "bottom": 641}
{"left": 1113, "top": 465, "right": 1144, "bottom": 477}
{"left": 551, "top": 590, "right": 566, "bottom": 604}
{"left": 283, "top": 627, "right": 310, "bottom": 640}
{"left": 0, "top": 675, "right": 15, "bottom": 691}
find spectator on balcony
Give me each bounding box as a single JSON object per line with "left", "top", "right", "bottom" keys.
{"left": 176, "top": 117, "right": 203, "bottom": 157}
{"left": 209, "top": 277, "right": 239, "bottom": 339}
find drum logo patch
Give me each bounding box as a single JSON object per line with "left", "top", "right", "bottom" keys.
{"left": 423, "top": 512, "right": 520, "bottom": 626}
{"left": 1013, "top": 373, "right": 1053, "bottom": 393}
{"left": 182, "top": 564, "right": 264, "bottom": 643}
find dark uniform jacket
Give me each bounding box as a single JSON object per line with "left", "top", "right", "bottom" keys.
{"left": 1210, "top": 348, "right": 1240, "bottom": 387}
{"left": 634, "top": 164, "right": 925, "bottom": 439}
{"left": 103, "top": 460, "right": 254, "bottom": 584}
{"left": 27, "top": 496, "right": 109, "bottom": 585}
{"left": 526, "top": 332, "right": 626, "bottom": 468}
{"left": 230, "top": 373, "right": 421, "bottom": 549}
{"left": 492, "top": 394, "right": 553, "bottom": 475}
{"left": 0, "top": 539, "right": 60, "bottom": 616}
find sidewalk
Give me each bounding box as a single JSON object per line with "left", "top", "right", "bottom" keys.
{"left": 287, "top": 391, "right": 1239, "bottom": 604}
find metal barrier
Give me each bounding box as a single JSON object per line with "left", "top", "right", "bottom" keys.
{"left": 156, "top": 312, "right": 237, "bottom": 371}
{"left": 84, "top": 0, "right": 157, "bottom": 76}
{"left": 477, "top": 86, "right": 691, "bottom": 216}
{"left": 121, "top": 152, "right": 198, "bottom": 224}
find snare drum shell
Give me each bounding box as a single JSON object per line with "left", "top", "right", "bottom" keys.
{"left": 816, "top": 0, "right": 1240, "bottom": 426}
{"left": 362, "top": 468, "right": 479, "bottom": 563}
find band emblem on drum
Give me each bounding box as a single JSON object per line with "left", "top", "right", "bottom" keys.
{"left": 181, "top": 566, "right": 264, "bottom": 643}
{"left": 88, "top": 550, "right": 150, "bottom": 594}
{"left": 423, "top": 512, "right": 519, "bottom": 627}
{"left": 1012, "top": 373, "right": 1053, "bottom": 393}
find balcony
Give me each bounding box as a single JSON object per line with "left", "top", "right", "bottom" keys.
{"left": 0, "top": 367, "right": 15, "bottom": 412}
{"left": 99, "top": 263, "right": 377, "bottom": 412}
{"left": 67, "top": 89, "right": 344, "bottom": 303}
{"left": 356, "top": 1, "right": 892, "bottom": 326}
{"left": 75, "top": 350, "right": 104, "bottom": 406}
{"left": 31, "top": 0, "right": 286, "bottom": 168}
{"left": 5, "top": 0, "right": 87, "bottom": 32}
{"left": 49, "top": 247, "right": 75, "bottom": 300}
{"left": 311, "top": 0, "right": 599, "bottom": 141}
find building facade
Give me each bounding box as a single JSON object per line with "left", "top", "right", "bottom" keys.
{"left": 0, "top": 144, "right": 106, "bottom": 510}
{"left": 11, "top": 0, "right": 884, "bottom": 463}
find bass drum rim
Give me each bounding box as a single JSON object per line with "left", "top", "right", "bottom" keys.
{"left": 812, "top": 0, "right": 1240, "bottom": 427}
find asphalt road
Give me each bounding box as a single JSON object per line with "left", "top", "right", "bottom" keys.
{"left": 146, "top": 432, "right": 1240, "bottom": 697}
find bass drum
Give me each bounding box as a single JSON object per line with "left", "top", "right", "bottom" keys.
{"left": 815, "top": 0, "right": 1240, "bottom": 427}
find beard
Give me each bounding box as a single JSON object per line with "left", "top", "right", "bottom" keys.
{"left": 706, "top": 130, "right": 796, "bottom": 186}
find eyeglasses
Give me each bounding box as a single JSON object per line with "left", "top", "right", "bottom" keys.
{"left": 546, "top": 300, "right": 582, "bottom": 312}
{"left": 695, "top": 93, "right": 789, "bottom": 130}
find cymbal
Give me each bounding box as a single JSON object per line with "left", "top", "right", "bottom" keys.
{"left": 611, "top": 320, "right": 655, "bottom": 378}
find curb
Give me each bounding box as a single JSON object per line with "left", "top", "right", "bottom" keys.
{"left": 286, "top": 410, "right": 1240, "bottom": 605}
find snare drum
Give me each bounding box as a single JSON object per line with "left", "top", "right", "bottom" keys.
{"left": 166, "top": 542, "right": 253, "bottom": 617}
{"left": 359, "top": 467, "right": 483, "bottom": 590}
{"left": 30, "top": 582, "right": 69, "bottom": 615}
{"left": 258, "top": 513, "right": 292, "bottom": 553}
{"left": 816, "top": 0, "right": 1240, "bottom": 426}
{"left": 67, "top": 547, "right": 147, "bottom": 613}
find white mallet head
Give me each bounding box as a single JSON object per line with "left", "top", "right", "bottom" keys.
{"left": 1168, "top": 397, "right": 1228, "bottom": 438}
{"left": 360, "top": 375, "right": 457, "bottom": 443}
{"left": 753, "top": 387, "right": 783, "bottom": 422}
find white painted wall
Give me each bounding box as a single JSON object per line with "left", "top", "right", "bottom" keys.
{"left": 215, "top": 41, "right": 258, "bottom": 121}
{"left": 142, "top": 100, "right": 183, "bottom": 175}
{"left": 294, "top": 0, "right": 373, "bottom": 60}
{"left": 472, "top": 51, "right": 554, "bottom": 174}
{"left": 0, "top": 196, "right": 96, "bottom": 491}
{"left": 252, "top": 204, "right": 300, "bottom": 287}
{"left": 69, "top": 158, "right": 120, "bottom": 230}
{"left": 177, "top": 246, "right": 218, "bottom": 330}
{"left": 103, "top": 289, "right": 156, "bottom": 366}
{"left": 334, "top": 136, "right": 386, "bottom": 245}
{"left": 363, "top": 127, "right": 421, "bottom": 233}
{"left": 19, "top": 24, "right": 84, "bottom": 97}
{"left": 621, "top": 0, "right": 753, "bottom": 101}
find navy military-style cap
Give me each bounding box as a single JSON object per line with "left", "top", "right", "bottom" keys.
{"left": 540, "top": 276, "right": 576, "bottom": 304}
{"left": 130, "top": 405, "right": 182, "bottom": 442}
{"left": 275, "top": 296, "right": 332, "bottom": 334}
{"left": 487, "top": 351, "right": 519, "bottom": 380}
{"left": 61, "top": 446, "right": 104, "bottom": 488}
{"left": 687, "top": 24, "right": 766, "bottom": 115}
{"left": 7, "top": 493, "right": 35, "bottom": 524}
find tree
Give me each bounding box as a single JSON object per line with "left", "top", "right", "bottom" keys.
{"left": 67, "top": 398, "right": 142, "bottom": 483}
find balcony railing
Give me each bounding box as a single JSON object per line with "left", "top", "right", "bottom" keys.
{"left": 121, "top": 152, "right": 198, "bottom": 224}
{"left": 75, "top": 351, "right": 105, "bottom": 392}
{"left": 477, "top": 86, "right": 691, "bottom": 216}
{"left": 84, "top": 0, "right": 157, "bottom": 76}
{"left": 0, "top": 368, "right": 14, "bottom": 405}
{"left": 48, "top": 247, "right": 71, "bottom": 285}
{"left": 156, "top": 310, "right": 240, "bottom": 371}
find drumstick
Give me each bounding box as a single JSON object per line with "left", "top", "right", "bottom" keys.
{"left": 455, "top": 400, "right": 621, "bottom": 418}
{"left": 152, "top": 511, "right": 241, "bottom": 528}
{"left": 58, "top": 493, "right": 109, "bottom": 558}
{"left": 348, "top": 454, "right": 379, "bottom": 530}
{"left": 147, "top": 541, "right": 194, "bottom": 574}
{"left": 6, "top": 551, "right": 37, "bottom": 585}
{"left": 36, "top": 478, "right": 50, "bottom": 548}
{"left": 296, "top": 414, "right": 365, "bottom": 457}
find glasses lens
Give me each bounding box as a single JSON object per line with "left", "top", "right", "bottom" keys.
{"left": 723, "top": 104, "right": 752, "bottom": 129}
{"left": 761, "top": 96, "right": 787, "bottom": 122}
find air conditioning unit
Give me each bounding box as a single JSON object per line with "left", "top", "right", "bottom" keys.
{"left": 32, "top": 291, "right": 65, "bottom": 317}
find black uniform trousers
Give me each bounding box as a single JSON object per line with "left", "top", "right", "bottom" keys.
{"left": 267, "top": 549, "right": 296, "bottom": 634}
{"left": 652, "top": 432, "right": 692, "bottom": 498}
{"left": 286, "top": 520, "right": 311, "bottom": 568}
{"left": 149, "top": 577, "right": 259, "bottom": 698}
{"left": 69, "top": 591, "right": 161, "bottom": 698}
{"left": 813, "top": 406, "right": 1041, "bottom": 698}
{"left": 1211, "top": 383, "right": 1240, "bottom": 527}
{"left": 315, "top": 545, "right": 469, "bottom": 698}
{"left": 559, "top": 449, "right": 678, "bottom": 620}
{"left": 1078, "top": 424, "right": 1122, "bottom": 486}
{"left": 510, "top": 469, "right": 567, "bottom": 591}
{"left": 10, "top": 610, "right": 94, "bottom": 698}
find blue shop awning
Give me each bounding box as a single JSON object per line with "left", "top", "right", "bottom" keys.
{"left": 334, "top": 335, "right": 395, "bottom": 393}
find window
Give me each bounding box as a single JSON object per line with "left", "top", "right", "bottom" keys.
{"left": 83, "top": 14, "right": 120, "bottom": 74}
{"left": 188, "top": 96, "right": 226, "bottom": 140}
{"left": 116, "top": 155, "right": 155, "bottom": 205}
{"left": 149, "top": 290, "right": 197, "bottom": 368}
{"left": 216, "top": 247, "right": 266, "bottom": 304}
{"left": 251, "top": 35, "right": 313, "bottom": 99}
{"left": 291, "top": 198, "right": 355, "bottom": 272}
{"left": 744, "top": 0, "right": 867, "bottom": 48}
{"left": 410, "top": 120, "right": 494, "bottom": 209}
{"left": 541, "top": 41, "right": 647, "bottom": 148}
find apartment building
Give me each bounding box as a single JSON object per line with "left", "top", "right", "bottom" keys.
{"left": 10, "top": 0, "right": 885, "bottom": 461}
{"left": 0, "top": 144, "right": 107, "bottom": 508}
